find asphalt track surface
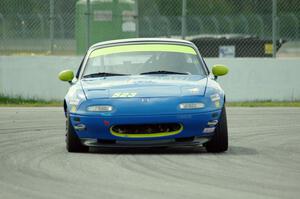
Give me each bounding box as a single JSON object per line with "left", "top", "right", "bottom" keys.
{"left": 0, "top": 107, "right": 299, "bottom": 199}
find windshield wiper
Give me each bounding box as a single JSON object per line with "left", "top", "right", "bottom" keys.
{"left": 83, "top": 72, "right": 129, "bottom": 78}
{"left": 140, "top": 70, "right": 188, "bottom": 75}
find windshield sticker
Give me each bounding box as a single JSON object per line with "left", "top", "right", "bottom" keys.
{"left": 90, "top": 44, "right": 197, "bottom": 58}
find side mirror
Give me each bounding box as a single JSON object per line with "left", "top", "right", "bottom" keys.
{"left": 58, "top": 70, "right": 74, "bottom": 82}
{"left": 212, "top": 65, "right": 229, "bottom": 79}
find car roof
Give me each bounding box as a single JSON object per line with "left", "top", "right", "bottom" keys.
{"left": 90, "top": 38, "right": 194, "bottom": 49}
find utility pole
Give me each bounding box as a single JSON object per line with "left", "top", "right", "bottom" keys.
{"left": 272, "top": 0, "right": 277, "bottom": 58}
{"left": 135, "top": 0, "right": 139, "bottom": 37}
{"left": 86, "top": 0, "right": 91, "bottom": 49}
{"left": 181, "top": 0, "right": 187, "bottom": 39}
{"left": 49, "top": 0, "right": 54, "bottom": 53}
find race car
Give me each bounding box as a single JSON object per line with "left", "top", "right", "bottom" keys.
{"left": 58, "top": 38, "right": 229, "bottom": 153}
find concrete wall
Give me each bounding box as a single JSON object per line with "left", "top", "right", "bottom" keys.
{"left": 205, "top": 58, "right": 300, "bottom": 101}
{"left": 0, "top": 56, "right": 81, "bottom": 100}
{"left": 0, "top": 56, "right": 299, "bottom": 101}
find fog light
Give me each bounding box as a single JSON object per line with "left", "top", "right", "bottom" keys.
{"left": 207, "top": 120, "right": 218, "bottom": 126}
{"left": 87, "top": 105, "right": 113, "bottom": 112}
{"left": 211, "top": 112, "right": 219, "bottom": 118}
{"left": 179, "top": 102, "right": 205, "bottom": 109}
{"left": 203, "top": 127, "right": 215, "bottom": 133}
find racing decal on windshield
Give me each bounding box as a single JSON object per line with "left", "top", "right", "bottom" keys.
{"left": 89, "top": 44, "right": 197, "bottom": 58}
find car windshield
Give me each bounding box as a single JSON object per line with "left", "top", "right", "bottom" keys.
{"left": 82, "top": 43, "right": 206, "bottom": 78}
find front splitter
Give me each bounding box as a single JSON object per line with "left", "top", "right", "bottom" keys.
{"left": 80, "top": 137, "right": 210, "bottom": 148}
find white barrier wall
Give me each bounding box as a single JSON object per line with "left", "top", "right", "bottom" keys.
{"left": 0, "top": 56, "right": 81, "bottom": 100}
{"left": 0, "top": 56, "right": 300, "bottom": 101}
{"left": 205, "top": 58, "right": 300, "bottom": 101}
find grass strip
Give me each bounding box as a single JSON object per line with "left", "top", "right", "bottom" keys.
{"left": 227, "top": 101, "right": 300, "bottom": 107}
{"left": 1, "top": 96, "right": 300, "bottom": 107}
{"left": 0, "top": 95, "right": 62, "bottom": 107}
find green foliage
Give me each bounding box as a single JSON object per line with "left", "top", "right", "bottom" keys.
{"left": 137, "top": 0, "right": 299, "bottom": 39}
{"left": 1, "top": 0, "right": 299, "bottom": 18}
{"left": 188, "top": 0, "right": 233, "bottom": 16}
{"left": 138, "top": 0, "right": 299, "bottom": 17}
{"left": 0, "top": 0, "right": 78, "bottom": 15}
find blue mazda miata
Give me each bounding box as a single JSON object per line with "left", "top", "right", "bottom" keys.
{"left": 59, "top": 38, "right": 229, "bottom": 153}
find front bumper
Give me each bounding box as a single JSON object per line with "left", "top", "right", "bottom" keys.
{"left": 70, "top": 110, "right": 221, "bottom": 142}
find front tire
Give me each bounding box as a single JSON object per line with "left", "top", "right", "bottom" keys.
{"left": 204, "top": 105, "right": 228, "bottom": 153}
{"left": 66, "top": 114, "right": 89, "bottom": 153}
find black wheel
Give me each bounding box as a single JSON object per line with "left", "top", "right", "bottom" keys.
{"left": 204, "top": 105, "right": 228, "bottom": 153}
{"left": 66, "top": 114, "right": 89, "bottom": 153}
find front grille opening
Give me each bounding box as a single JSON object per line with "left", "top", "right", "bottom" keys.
{"left": 111, "top": 123, "right": 182, "bottom": 134}
{"left": 175, "top": 137, "right": 195, "bottom": 142}
{"left": 211, "top": 112, "right": 219, "bottom": 118}
{"left": 98, "top": 139, "right": 116, "bottom": 144}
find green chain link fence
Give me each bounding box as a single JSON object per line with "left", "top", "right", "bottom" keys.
{"left": 0, "top": 0, "right": 299, "bottom": 57}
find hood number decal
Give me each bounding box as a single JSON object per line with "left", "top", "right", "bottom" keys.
{"left": 112, "top": 92, "right": 137, "bottom": 98}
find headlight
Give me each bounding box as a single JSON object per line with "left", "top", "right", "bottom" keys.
{"left": 179, "top": 102, "right": 205, "bottom": 109}
{"left": 210, "top": 93, "right": 221, "bottom": 108}
{"left": 87, "top": 105, "right": 113, "bottom": 112}
{"left": 210, "top": 93, "right": 220, "bottom": 102}
{"left": 68, "top": 89, "right": 86, "bottom": 113}
{"left": 69, "top": 99, "right": 81, "bottom": 106}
